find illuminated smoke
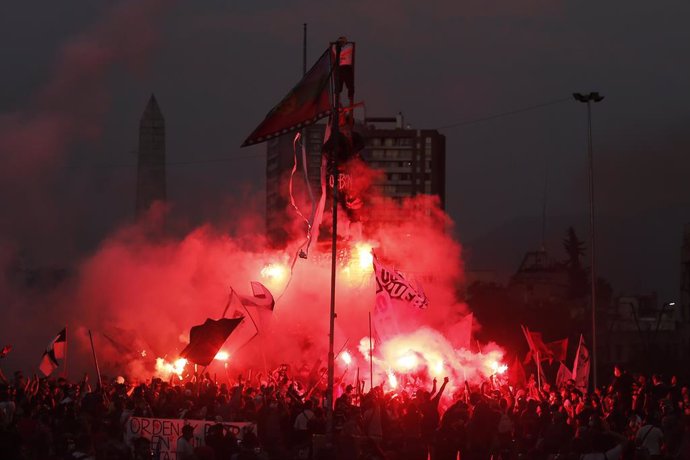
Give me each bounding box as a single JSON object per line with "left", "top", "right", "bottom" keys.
{"left": 155, "top": 357, "right": 187, "bottom": 380}
{"left": 214, "top": 350, "right": 230, "bottom": 361}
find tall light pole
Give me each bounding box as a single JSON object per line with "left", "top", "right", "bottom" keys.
{"left": 573, "top": 91, "right": 604, "bottom": 389}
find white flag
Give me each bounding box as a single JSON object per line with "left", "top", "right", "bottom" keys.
{"left": 373, "top": 255, "right": 428, "bottom": 310}
{"left": 572, "top": 334, "right": 590, "bottom": 392}
{"left": 372, "top": 254, "right": 428, "bottom": 341}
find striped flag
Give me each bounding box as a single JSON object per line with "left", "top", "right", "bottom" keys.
{"left": 39, "top": 328, "right": 66, "bottom": 376}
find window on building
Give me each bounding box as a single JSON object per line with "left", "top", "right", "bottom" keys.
{"left": 385, "top": 138, "right": 394, "bottom": 147}
{"left": 399, "top": 150, "right": 412, "bottom": 160}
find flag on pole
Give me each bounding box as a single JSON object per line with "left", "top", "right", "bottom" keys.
{"left": 373, "top": 254, "right": 428, "bottom": 310}
{"left": 556, "top": 362, "right": 573, "bottom": 387}
{"left": 241, "top": 49, "right": 333, "bottom": 147}
{"left": 39, "top": 328, "right": 66, "bottom": 376}
{"left": 521, "top": 325, "right": 547, "bottom": 388}
{"left": 521, "top": 325, "right": 541, "bottom": 361}
{"left": 521, "top": 327, "right": 568, "bottom": 363}
{"left": 507, "top": 355, "right": 527, "bottom": 387}
{"left": 180, "top": 318, "right": 243, "bottom": 366}
{"left": 572, "top": 334, "right": 590, "bottom": 391}
{"left": 233, "top": 282, "right": 275, "bottom": 310}
{"left": 372, "top": 253, "right": 428, "bottom": 340}
{"left": 546, "top": 338, "right": 569, "bottom": 362}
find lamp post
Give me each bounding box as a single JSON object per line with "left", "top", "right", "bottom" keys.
{"left": 573, "top": 92, "right": 604, "bottom": 389}
{"left": 654, "top": 301, "right": 677, "bottom": 335}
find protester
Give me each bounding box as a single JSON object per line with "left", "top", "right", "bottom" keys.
{"left": 0, "top": 362, "right": 688, "bottom": 460}
{"left": 176, "top": 424, "right": 196, "bottom": 460}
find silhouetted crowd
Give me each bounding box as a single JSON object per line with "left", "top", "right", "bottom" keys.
{"left": 1, "top": 365, "right": 690, "bottom": 460}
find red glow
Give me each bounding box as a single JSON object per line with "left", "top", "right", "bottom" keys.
{"left": 214, "top": 350, "right": 230, "bottom": 361}
{"left": 155, "top": 357, "right": 187, "bottom": 380}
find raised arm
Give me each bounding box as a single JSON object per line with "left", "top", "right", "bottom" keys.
{"left": 432, "top": 377, "right": 449, "bottom": 405}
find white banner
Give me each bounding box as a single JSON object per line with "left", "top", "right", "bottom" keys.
{"left": 124, "top": 416, "right": 256, "bottom": 460}
{"left": 572, "top": 334, "right": 590, "bottom": 392}
{"left": 373, "top": 255, "right": 428, "bottom": 310}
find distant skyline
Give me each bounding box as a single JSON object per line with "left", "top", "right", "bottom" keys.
{"left": 1, "top": 0, "right": 689, "bottom": 301}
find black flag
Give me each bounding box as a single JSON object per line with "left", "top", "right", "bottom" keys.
{"left": 180, "top": 318, "right": 243, "bottom": 366}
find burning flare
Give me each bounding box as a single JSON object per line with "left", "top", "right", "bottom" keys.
{"left": 260, "top": 263, "right": 288, "bottom": 284}
{"left": 369, "top": 327, "right": 505, "bottom": 396}
{"left": 489, "top": 360, "right": 508, "bottom": 375}
{"left": 214, "top": 350, "right": 230, "bottom": 361}
{"left": 355, "top": 242, "right": 374, "bottom": 270}
{"left": 155, "top": 357, "right": 187, "bottom": 380}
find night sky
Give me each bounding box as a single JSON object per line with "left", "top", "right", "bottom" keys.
{"left": 1, "top": 0, "right": 689, "bottom": 300}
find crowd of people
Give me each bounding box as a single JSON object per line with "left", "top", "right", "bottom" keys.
{"left": 1, "top": 364, "right": 690, "bottom": 460}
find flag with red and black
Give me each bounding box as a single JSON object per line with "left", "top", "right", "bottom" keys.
{"left": 39, "top": 328, "right": 66, "bottom": 376}
{"left": 241, "top": 49, "right": 333, "bottom": 147}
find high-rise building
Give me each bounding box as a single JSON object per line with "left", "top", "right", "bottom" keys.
{"left": 265, "top": 114, "right": 445, "bottom": 244}
{"left": 136, "top": 94, "right": 166, "bottom": 219}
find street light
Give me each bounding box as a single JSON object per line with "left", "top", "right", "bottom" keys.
{"left": 573, "top": 91, "right": 604, "bottom": 389}
{"left": 655, "top": 301, "right": 677, "bottom": 335}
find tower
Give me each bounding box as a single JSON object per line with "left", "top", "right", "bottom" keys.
{"left": 136, "top": 94, "right": 166, "bottom": 219}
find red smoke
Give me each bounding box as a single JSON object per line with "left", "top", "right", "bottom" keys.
{"left": 51, "top": 184, "right": 504, "bottom": 407}
{"left": 0, "top": 0, "right": 167, "bottom": 260}
{"left": 0, "top": 1, "right": 506, "bottom": 397}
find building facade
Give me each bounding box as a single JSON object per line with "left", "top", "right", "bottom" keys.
{"left": 265, "top": 115, "right": 446, "bottom": 245}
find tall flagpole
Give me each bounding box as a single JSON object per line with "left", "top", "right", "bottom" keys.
{"left": 368, "top": 312, "right": 374, "bottom": 390}
{"left": 88, "top": 330, "right": 103, "bottom": 389}
{"left": 63, "top": 325, "right": 68, "bottom": 379}
{"left": 303, "top": 24, "right": 307, "bottom": 76}
{"left": 326, "top": 40, "right": 342, "bottom": 434}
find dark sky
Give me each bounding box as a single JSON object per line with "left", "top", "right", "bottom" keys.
{"left": 1, "top": 0, "right": 689, "bottom": 300}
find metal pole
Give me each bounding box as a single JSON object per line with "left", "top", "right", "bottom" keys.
{"left": 326, "top": 41, "right": 342, "bottom": 433}
{"left": 586, "top": 101, "right": 598, "bottom": 390}
{"left": 302, "top": 24, "right": 307, "bottom": 76}
{"left": 63, "top": 326, "right": 68, "bottom": 379}
{"left": 88, "top": 330, "right": 103, "bottom": 389}
{"left": 536, "top": 351, "right": 542, "bottom": 390}
{"left": 369, "top": 312, "right": 374, "bottom": 390}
